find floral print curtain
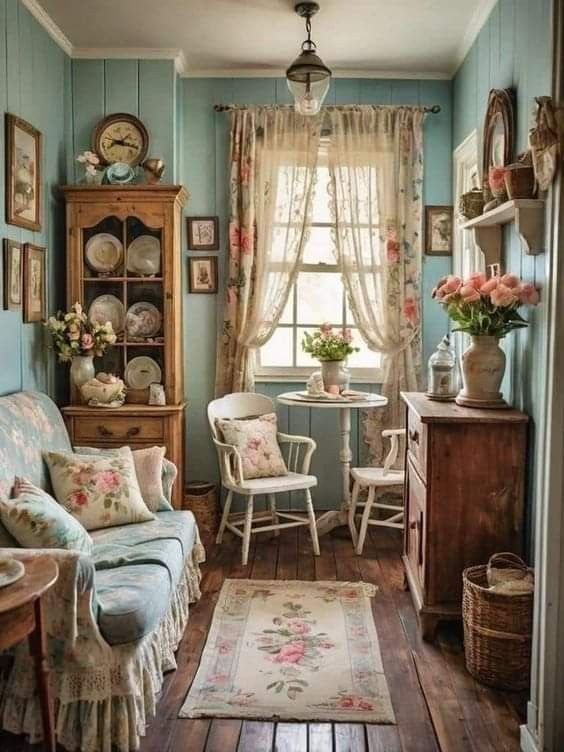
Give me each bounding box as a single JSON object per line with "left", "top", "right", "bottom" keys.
{"left": 215, "top": 107, "right": 321, "bottom": 396}
{"left": 327, "top": 106, "right": 425, "bottom": 463}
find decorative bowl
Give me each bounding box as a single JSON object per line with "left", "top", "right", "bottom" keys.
{"left": 80, "top": 373, "right": 126, "bottom": 406}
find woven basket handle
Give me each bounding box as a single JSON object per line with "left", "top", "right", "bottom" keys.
{"left": 488, "top": 552, "right": 527, "bottom": 571}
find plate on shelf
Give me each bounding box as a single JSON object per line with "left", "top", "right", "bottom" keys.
{"left": 125, "top": 356, "right": 162, "bottom": 389}
{"left": 126, "top": 302, "right": 162, "bottom": 339}
{"left": 127, "top": 235, "right": 161, "bottom": 277}
{"left": 0, "top": 556, "right": 25, "bottom": 589}
{"left": 88, "top": 294, "right": 125, "bottom": 334}
{"left": 85, "top": 233, "right": 123, "bottom": 274}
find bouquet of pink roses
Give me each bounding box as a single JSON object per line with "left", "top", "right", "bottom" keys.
{"left": 432, "top": 273, "right": 539, "bottom": 338}
{"left": 46, "top": 302, "right": 117, "bottom": 362}
{"left": 302, "top": 323, "right": 359, "bottom": 361}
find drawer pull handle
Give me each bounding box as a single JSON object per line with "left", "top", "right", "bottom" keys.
{"left": 409, "top": 521, "right": 417, "bottom": 530}
{"left": 126, "top": 427, "right": 140, "bottom": 438}
{"left": 409, "top": 428, "right": 419, "bottom": 445}
{"left": 98, "top": 426, "right": 114, "bottom": 438}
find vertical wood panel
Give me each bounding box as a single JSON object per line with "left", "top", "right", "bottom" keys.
{"left": 334, "top": 78, "right": 361, "bottom": 104}
{"left": 139, "top": 60, "right": 176, "bottom": 173}
{"left": 359, "top": 79, "right": 392, "bottom": 104}
{"left": 72, "top": 60, "right": 105, "bottom": 180}
{"left": 104, "top": 59, "right": 139, "bottom": 115}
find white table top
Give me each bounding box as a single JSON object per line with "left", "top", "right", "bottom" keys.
{"left": 277, "top": 391, "right": 388, "bottom": 410}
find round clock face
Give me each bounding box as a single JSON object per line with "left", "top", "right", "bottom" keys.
{"left": 94, "top": 115, "right": 149, "bottom": 167}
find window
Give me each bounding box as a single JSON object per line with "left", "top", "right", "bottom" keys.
{"left": 256, "top": 148, "right": 382, "bottom": 381}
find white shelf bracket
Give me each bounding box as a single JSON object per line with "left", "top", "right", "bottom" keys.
{"left": 472, "top": 225, "right": 502, "bottom": 269}
{"left": 515, "top": 206, "right": 544, "bottom": 254}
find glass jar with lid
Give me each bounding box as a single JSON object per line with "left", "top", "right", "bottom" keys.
{"left": 426, "top": 335, "right": 458, "bottom": 401}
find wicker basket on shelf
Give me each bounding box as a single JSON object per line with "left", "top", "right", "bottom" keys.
{"left": 184, "top": 481, "right": 218, "bottom": 542}
{"left": 462, "top": 553, "right": 534, "bottom": 691}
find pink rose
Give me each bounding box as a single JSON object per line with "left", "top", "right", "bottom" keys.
{"left": 490, "top": 283, "right": 517, "bottom": 307}
{"left": 272, "top": 640, "right": 306, "bottom": 664}
{"left": 81, "top": 333, "right": 94, "bottom": 350}
{"left": 459, "top": 284, "right": 481, "bottom": 303}
{"left": 342, "top": 328, "right": 353, "bottom": 344}
{"left": 229, "top": 224, "right": 240, "bottom": 249}
{"left": 288, "top": 620, "right": 311, "bottom": 635}
{"left": 338, "top": 696, "right": 355, "bottom": 709}
{"left": 95, "top": 469, "right": 121, "bottom": 494}
{"left": 240, "top": 229, "right": 253, "bottom": 255}
{"left": 480, "top": 277, "right": 498, "bottom": 295}
{"left": 489, "top": 166, "right": 506, "bottom": 192}
{"left": 386, "top": 240, "right": 400, "bottom": 263}
{"left": 247, "top": 437, "right": 261, "bottom": 451}
{"left": 500, "top": 273, "right": 520, "bottom": 289}
{"left": 319, "top": 322, "right": 333, "bottom": 337}
{"left": 517, "top": 283, "right": 540, "bottom": 305}
{"left": 403, "top": 297, "right": 418, "bottom": 324}
{"left": 358, "top": 700, "right": 373, "bottom": 711}
{"left": 70, "top": 490, "right": 88, "bottom": 507}
{"left": 465, "top": 272, "right": 487, "bottom": 290}
{"left": 443, "top": 275, "right": 462, "bottom": 293}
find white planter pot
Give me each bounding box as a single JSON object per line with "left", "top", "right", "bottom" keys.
{"left": 70, "top": 355, "right": 95, "bottom": 391}
{"left": 456, "top": 335, "right": 507, "bottom": 409}
{"left": 320, "top": 360, "right": 349, "bottom": 392}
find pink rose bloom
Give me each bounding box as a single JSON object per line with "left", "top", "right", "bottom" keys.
{"left": 229, "top": 224, "right": 240, "bottom": 249}
{"left": 490, "top": 283, "right": 517, "bottom": 308}
{"left": 319, "top": 322, "right": 333, "bottom": 336}
{"left": 342, "top": 328, "right": 353, "bottom": 344}
{"left": 272, "top": 640, "right": 306, "bottom": 664}
{"left": 289, "top": 620, "right": 311, "bottom": 635}
{"left": 95, "top": 469, "right": 121, "bottom": 494}
{"left": 358, "top": 700, "right": 373, "bottom": 711}
{"left": 403, "top": 297, "right": 418, "bottom": 323}
{"left": 480, "top": 277, "right": 499, "bottom": 295}
{"left": 489, "top": 166, "right": 506, "bottom": 191}
{"left": 500, "top": 273, "right": 520, "bottom": 289}
{"left": 443, "top": 275, "right": 462, "bottom": 293}
{"left": 338, "top": 696, "right": 355, "bottom": 709}
{"left": 81, "top": 333, "right": 94, "bottom": 350}
{"left": 240, "top": 229, "right": 253, "bottom": 255}
{"left": 386, "top": 240, "right": 400, "bottom": 263}
{"left": 459, "top": 284, "right": 481, "bottom": 303}
{"left": 465, "top": 272, "right": 487, "bottom": 290}
{"left": 247, "top": 437, "right": 261, "bottom": 451}
{"left": 70, "top": 490, "right": 88, "bottom": 507}
{"left": 518, "top": 283, "right": 540, "bottom": 305}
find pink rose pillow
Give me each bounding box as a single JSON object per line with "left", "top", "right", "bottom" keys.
{"left": 216, "top": 412, "right": 288, "bottom": 480}
{"left": 45, "top": 447, "right": 154, "bottom": 530}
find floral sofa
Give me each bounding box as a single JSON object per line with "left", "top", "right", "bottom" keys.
{"left": 0, "top": 391, "right": 205, "bottom": 752}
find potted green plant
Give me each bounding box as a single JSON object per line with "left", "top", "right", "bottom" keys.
{"left": 432, "top": 273, "right": 539, "bottom": 408}
{"left": 302, "top": 323, "right": 359, "bottom": 392}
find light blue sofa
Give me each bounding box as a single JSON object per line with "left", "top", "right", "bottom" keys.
{"left": 0, "top": 391, "right": 205, "bottom": 752}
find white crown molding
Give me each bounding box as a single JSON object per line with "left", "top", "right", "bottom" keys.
{"left": 451, "top": 0, "right": 498, "bottom": 74}
{"left": 72, "top": 47, "right": 187, "bottom": 73}
{"left": 21, "top": 0, "right": 73, "bottom": 56}
{"left": 181, "top": 67, "right": 451, "bottom": 80}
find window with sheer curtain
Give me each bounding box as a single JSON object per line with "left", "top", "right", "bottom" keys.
{"left": 256, "top": 145, "right": 382, "bottom": 381}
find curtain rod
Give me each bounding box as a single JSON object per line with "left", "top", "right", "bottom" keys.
{"left": 214, "top": 104, "right": 441, "bottom": 114}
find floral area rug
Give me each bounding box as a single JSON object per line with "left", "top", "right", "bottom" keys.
{"left": 179, "top": 579, "right": 395, "bottom": 723}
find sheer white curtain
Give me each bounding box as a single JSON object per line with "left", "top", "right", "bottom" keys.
{"left": 327, "top": 106, "right": 425, "bottom": 463}
{"left": 216, "top": 107, "right": 322, "bottom": 395}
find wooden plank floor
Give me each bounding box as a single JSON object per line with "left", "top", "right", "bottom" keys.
{"left": 0, "top": 526, "right": 526, "bottom": 752}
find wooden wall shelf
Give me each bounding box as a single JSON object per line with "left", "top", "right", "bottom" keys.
{"left": 462, "top": 198, "right": 545, "bottom": 267}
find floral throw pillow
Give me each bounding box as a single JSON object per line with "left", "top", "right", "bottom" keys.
{"left": 75, "top": 445, "right": 173, "bottom": 512}
{"left": 45, "top": 448, "right": 154, "bottom": 531}
{"left": 216, "top": 412, "right": 288, "bottom": 480}
{"left": 0, "top": 478, "right": 92, "bottom": 553}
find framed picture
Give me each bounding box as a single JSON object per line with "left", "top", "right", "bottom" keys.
{"left": 6, "top": 114, "right": 42, "bottom": 232}
{"left": 425, "top": 205, "right": 453, "bottom": 255}
{"left": 3, "top": 239, "right": 23, "bottom": 311}
{"left": 187, "top": 216, "right": 219, "bottom": 251}
{"left": 23, "top": 243, "right": 46, "bottom": 322}
{"left": 188, "top": 256, "right": 218, "bottom": 294}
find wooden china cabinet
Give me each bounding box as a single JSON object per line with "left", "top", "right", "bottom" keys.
{"left": 61, "top": 185, "right": 188, "bottom": 509}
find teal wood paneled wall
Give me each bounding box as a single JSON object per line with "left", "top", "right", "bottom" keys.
{"left": 453, "top": 0, "right": 553, "bottom": 546}
{"left": 183, "top": 77, "right": 452, "bottom": 507}
{"left": 0, "top": 0, "right": 69, "bottom": 399}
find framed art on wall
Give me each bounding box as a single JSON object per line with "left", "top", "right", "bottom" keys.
{"left": 187, "top": 216, "right": 219, "bottom": 251}
{"left": 6, "top": 114, "right": 42, "bottom": 232}
{"left": 3, "top": 239, "right": 23, "bottom": 312}
{"left": 188, "top": 256, "right": 218, "bottom": 294}
{"left": 23, "top": 243, "right": 46, "bottom": 322}
{"left": 425, "top": 205, "right": 453, "bottom": 256}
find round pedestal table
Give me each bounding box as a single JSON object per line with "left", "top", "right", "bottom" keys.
{"left": 277, "top": 391, "right": 388, "bottom": 536}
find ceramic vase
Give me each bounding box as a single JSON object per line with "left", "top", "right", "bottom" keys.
{"left": 70, "top": 355, "right": 95, "bottom": 392}
{"left": 456, "top": 336, "right": 507, "bottom": 409}
{"left": 320, "top": 360, "right": 349, "bottom": 393}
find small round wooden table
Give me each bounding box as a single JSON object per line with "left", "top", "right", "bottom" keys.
{"left": 0, "top": 557, "right": 59, "bottom": 752}
{"left": 277, "top": 391, "right": 388, "bottom": 535}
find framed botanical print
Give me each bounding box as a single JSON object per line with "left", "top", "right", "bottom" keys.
{"left": 188, "top": 256, "right": 218, "bottom": 294}
{"left": 23, "top": 243, "right": 46, "bottom": 322}
{"left": 6, "top": 114, "right": 42, "bottom": 231}
{"left": 187, "top": 216, "right": 219, "bottom": 251}
{"left": 3, "top": 239, "right": 23, "bottom": 311}
{"left": 425, "top": 205, "right": 453, "bottom": 256}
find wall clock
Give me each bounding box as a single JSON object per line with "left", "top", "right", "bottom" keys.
{"left": 93, "top": 113, "right": 149, "bottom": 167}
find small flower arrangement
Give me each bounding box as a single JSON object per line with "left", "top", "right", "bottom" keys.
{"left": 76, "top": 150, "right": 102, "bottom": 181}
{"left": 302, "top": 323, "right": 360, "bottom": 361}
{"left": 432, "top": 273, "right": 539, "bottom": 338}
{"left": 46, "top": 302, "right": 117, "bottom": 362}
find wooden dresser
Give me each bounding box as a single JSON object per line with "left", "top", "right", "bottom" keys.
{"left": 401, "top": 392, "right": 528, "bottom": 640}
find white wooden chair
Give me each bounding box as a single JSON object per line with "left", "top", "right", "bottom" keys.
{"left": 348, "top": 428, "right": 406, "bottom": 555}
{"left": 208, "top": 393, "right": 320, "bottom": 565}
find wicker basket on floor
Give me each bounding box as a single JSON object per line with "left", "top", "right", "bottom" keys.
{"left": 462, "top": 553, "right": 534, "bottom": 691}
{"left": 184, "top": 481, "right": 218, "bottom": 542}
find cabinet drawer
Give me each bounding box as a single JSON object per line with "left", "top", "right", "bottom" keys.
{"left": 406, "top": 459, "right": 427, "bottom": 592}
{"left": 73, "top": 416, "right": 165, "bottom": 443}
{"left": 407, "top": 409, "right": 427, "bottom": 478}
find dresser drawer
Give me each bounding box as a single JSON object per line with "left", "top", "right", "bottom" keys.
{"left": 407, "top": 408, "right": 427, "bottom": 478}
{"left": 405, "top": 458, "right": 427, "bottom": 593}
{"left": 73, "top": 416, "right": 165, "bottom": 443}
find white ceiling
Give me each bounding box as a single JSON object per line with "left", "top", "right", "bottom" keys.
{"left": 32, "top": 0, "right": 496, "bottom": 77}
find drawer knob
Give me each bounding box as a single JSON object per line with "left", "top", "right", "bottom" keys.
{"left": 126, "top": 426, "right": 140, "bottom": 438}
{"left": 409, "top": 521, "right": 417, "bottom": 530}
{"left": 98, "top": 426, "right": 114, "bottom": 438}
{"left": 409, "top": 428, "right": 419, "bottom": 445}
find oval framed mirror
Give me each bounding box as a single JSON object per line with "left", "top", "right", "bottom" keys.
{"left": 482, "top": 88, "right": 515, "bottom": 201}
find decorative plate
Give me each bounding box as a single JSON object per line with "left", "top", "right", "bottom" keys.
{"left": 127, "top": 235, "right": 161, "bottom": 276}
{"left": 126, "top": 302, "right": 162, "bottom": 339}
{"left": 88, "top": 294, "right": 125, "bottom": 334}
{"left": 84, "top": 233, "right": 123, "bottom": 274}
{"left": 125, "top": 356, "right": 162, "bottom": 389}
{"left": 0, "top": 556, "right": 25, "bottom": 589}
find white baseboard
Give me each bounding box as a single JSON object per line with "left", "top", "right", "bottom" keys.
{"left": 521, "top": 724, "right": 540, "bottom": 752}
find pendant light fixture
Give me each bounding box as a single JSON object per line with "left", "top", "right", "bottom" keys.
{"left": 286, "top": 2, "right": 332, "bottom": 116}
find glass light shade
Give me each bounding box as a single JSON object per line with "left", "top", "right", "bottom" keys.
{"left": 426, "top": 335, "right": 459, "bottom": 401}
{"left": 286, "top": 48, "right": 331, "bottom": 116}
